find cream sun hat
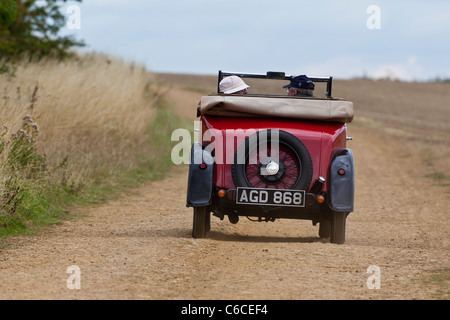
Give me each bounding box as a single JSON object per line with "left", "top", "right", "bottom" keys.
{"left": 219, "top": 76, "right": 250, "bottom": 94}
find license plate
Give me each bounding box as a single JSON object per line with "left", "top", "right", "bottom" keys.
{"left": 236, "top": 187, "right": 305, "bottom": 207}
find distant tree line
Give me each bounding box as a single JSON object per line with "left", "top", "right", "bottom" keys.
{"left": 0, "top": 0, "right": 84, "bottom": 72}
{"left": 432, "top": 77, "right": 450, "bottom": 83}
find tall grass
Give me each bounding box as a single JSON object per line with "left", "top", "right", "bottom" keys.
{"left": 0, "top": 53, "right": 178, "bottom": 236}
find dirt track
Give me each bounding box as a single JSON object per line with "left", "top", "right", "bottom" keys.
{"left": 0, "top": 80, "right": 449, "bottom": 300}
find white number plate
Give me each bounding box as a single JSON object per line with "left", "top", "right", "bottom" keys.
{"left": 236, "top": 188, "right": 305, "bottom": 207}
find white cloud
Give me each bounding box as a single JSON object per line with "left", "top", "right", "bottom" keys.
{"left": 372, "top": 56, "right": 423, "bottom": 81}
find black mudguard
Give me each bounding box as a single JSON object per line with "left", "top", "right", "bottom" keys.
{"left": 328, "top": 149, "right": 355, "bottom": 212}
{"left": 186, "top": 143, "right": 215, "bottom": 207}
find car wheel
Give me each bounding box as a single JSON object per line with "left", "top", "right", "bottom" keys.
{"left": 330, "top": 212, "right": 347, "bottom": 244}
{"left": 232, "top": 130, "right": 313, "bottom": 190}
{"left": 318, "top": 218, "right": 331, "bottom": 239}
{"left": 192, "top": 206, "right": 210, "bottom": 238}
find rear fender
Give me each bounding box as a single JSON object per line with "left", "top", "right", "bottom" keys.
{"left": 186, "top": 143, "right": 215, "bottom": 207}
{"left": 328, "top": 149, "right": 354, "bottom": 212}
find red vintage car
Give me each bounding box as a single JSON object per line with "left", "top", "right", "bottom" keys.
{"left": 186, "top": 71, "right": 354, "bottom": 244}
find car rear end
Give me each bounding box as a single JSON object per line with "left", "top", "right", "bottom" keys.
{"left": 186, "top": 71, "right": 354, "bottom": 243}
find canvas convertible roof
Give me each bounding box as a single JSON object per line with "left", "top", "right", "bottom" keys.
{"left": 198, "top": 95, "right": 354, "bottom": 123}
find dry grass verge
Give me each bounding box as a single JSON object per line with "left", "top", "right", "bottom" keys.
{"left": 0, "top": 53, "right": 179, "bottom": 236}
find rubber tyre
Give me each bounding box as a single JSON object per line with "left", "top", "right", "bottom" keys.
{"left": 192, "top": 206, "right": 209, "bottom": 238}
{"left": 232, "top": 130, "right": 313, "bottom": 190}
{"left": 330, "top": 212, "right": 347, "bottom": 244}
{"left": 318, "top": 219, "right": 331, "bottom": 239}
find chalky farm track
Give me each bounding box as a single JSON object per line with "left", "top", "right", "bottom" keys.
{"left": 0, "top": 77, "right": 448, "bottom": 300}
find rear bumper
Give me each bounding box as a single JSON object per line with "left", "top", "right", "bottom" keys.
{"left": 211, "top": 188, "right": 327, "bottom": 222}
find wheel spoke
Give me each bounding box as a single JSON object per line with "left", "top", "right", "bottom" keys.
{"left": 244, "top": 143, "right": 301, "bottom": 189}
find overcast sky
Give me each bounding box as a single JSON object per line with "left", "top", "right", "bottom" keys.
{"left": 62, "top": 0, "right": 450, "bottom": 81}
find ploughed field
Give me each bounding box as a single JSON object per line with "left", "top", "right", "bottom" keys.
{"left": 0, "top": 74, "right": 448, "bottom": 299}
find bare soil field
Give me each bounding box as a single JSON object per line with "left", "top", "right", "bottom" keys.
{"left": 0, "top": 75, "right": 449, "bottom": 300}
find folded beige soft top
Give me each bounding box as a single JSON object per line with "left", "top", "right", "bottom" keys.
{"left": 198, "top": 95, "right": 354, "bottom": 123}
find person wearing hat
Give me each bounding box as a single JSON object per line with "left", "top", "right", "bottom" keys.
{"left": 283, "top": 75, "right": 315, "bottom": 97}
{"left": 219, "top": 76, "right": 250, "bottom": 94}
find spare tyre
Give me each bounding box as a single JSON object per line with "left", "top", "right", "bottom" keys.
{"left": 232, "top": 129, "right": 313, "bottom": 190}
